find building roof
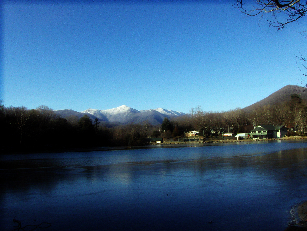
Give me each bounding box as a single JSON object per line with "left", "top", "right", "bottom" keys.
{"left": 251, "top": 125, "right": 284, "bottom": 132}
{"left": 274, "top": 125, "right": 286, "bottom": 130}
{"left": 235, "top": 133, "right": 249, "bottom": 137}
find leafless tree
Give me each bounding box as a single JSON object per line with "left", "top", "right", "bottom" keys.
{"left": 237, "top": 0, "right": 307, "bottom": 29}
{"left": 237, "top": 1, "right": 307, "bottom": 80}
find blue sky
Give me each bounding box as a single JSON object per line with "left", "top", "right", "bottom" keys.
{"left": 2, "top": 1, "right": 307, "bottom": 113}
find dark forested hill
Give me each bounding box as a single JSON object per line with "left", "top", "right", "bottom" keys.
{"left": 243, "top": 85, "right": 307, "bottom": 112}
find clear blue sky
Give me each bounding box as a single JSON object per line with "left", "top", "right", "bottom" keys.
{"left": 2, "top": 0, "right": 307, "bottom": 113}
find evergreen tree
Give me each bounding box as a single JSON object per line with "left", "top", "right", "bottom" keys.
{"left": 161, "top": 118, "right": 173, "bottom": 132}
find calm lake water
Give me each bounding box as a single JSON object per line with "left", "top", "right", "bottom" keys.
{"left": 2, "top": 141, "right": 307, "bottom": 231}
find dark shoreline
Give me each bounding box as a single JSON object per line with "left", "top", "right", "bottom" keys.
{"left": 286, "top": 201, "right": 307, "bottom": 230}
{"left": 2, "top": 136, "right": 307, "bottom": 155}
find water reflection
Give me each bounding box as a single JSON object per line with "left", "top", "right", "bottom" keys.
{"left": 1, "top": 141, "right": 307, "bottom": 231}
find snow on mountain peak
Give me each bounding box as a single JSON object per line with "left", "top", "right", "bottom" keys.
{"left": 117, "top": 105, "right": 131, "bottom": 111}
{"left": 58, "top": 105, "right": 185, "bottom": 125}
{"left": 156, "top": 108, "right": 167, "bottom": 113}
{"left": 155, "top": 108, "right": 183, "bottom": 116}
{"left": 104, "top": 105, "right": 139, "bottom": 115}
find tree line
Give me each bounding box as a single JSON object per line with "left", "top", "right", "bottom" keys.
{"left": 0, "top": 105, "right": 150, "bottom": 153}
{"left": 1, "top": 94, "right": 306, "bottom": 153}
{"left": 185, "top": 94, "right": 307, "bottom": 137}
{"left": 163, "top": 93, "right": 307, "bottom": 139}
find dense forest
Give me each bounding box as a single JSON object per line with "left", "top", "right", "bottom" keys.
{"left": 1, "top": 93, "right": 307, "bottom": 153}
{"left": 0, "top": 105, "right": 150, "bottom": 153}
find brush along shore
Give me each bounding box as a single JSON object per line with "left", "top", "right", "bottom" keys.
{"left": 154, "top": 136, "right": 307, "bottom": 145}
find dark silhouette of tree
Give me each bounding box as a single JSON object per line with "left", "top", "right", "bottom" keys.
{"left": 172, "top": 124, "right": 180, "bottom": 137}
{"left": 237, "top": 0, "right": 307, "bottom": 29}
{"left": 111, "top": 124, "right": 149, "bottom": 146}
{"left": 151, "top": 130, "right": 161, "bottom": 138}
{"left": 94, "top": 118, "right": 100, "bottom": 130}
{"left": 173, "top": 115, "right": 193, "bottom": 136}
{"left": 78, "top": 115, "right": 93, "bottom": 131}
{"left": 161, "top": 118, "right": 173, "bottom": 132}
{"left": 77, "top": 115, "right": 95, "bottom": 147}
{"left": 12, "top": 107, "right": 30, "bottom": 146}
{"left": 237, "top": 1, "right": 307, "bottom": 82}
{"left": 3, "top": 97, "right": 307, "bottom": 154}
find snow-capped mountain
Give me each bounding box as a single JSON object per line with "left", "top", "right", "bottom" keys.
{"left": 82, "top": 105, "right": 139, "bottom": 120}
{"left": 149, "top": 108, "right": 184, "bottom": 117}
{"left": 82, "top": 105, "right": 140, "bottom": 123}
{"left": 101, "top": 105, "right": 139, "bottom": 115}
{"left": 55, "top": 105, "right": 185, "bottom": 125}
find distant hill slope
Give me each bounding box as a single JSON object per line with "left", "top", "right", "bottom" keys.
{"left": 55, "top": 85, "right": 306, "bottom": 125}
{"left": 55, "top": 105, "right": 185, "bottom": 126}
{"left": 243, "top": 85, "right": 307, "bottom": 112}
{"left": 54, "top": 109, "right": 100, "bottom": 121}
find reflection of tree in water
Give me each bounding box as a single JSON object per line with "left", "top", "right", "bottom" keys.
{"left": 2, "top": 146, "right": 307, "bottom": 231}
{"left": 252, "top": 148, "right": 307, "bottom": 177}
{"left": 2, "top": 147, "right": 307, "bottom": 196}
{"left": 0, "top": 159, "right": 79, "bottom": 198}
{"left": 13, "top": 218, "right": 51, "bottom": 231}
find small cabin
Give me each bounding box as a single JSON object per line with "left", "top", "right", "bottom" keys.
{"left": 150, "top": 138, "right": 163, "bottom": 144}
{"left": 235, "top": 133, "right": 250, "bottom": 140}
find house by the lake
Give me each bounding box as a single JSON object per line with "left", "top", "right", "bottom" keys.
{"left": 250, "top": 125, "right": 287, "bottom": 139}
{"left": 149, "top": 138, "right": 163, "bottom": 144}
{"left": 185, "top": 131, "right": 199, "bottom": 137}
{"left": 235, "top": 133, "right": 250, "bottom": 140}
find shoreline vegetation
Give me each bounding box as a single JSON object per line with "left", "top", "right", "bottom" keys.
{"left": 160, "top": 135, "right": 307, "bottom": 145}
{"left": 2, "top": 135, "right": 307, "bottom": 155}
{"left": 2, "top": 93, "right": 307, "bottom": 154}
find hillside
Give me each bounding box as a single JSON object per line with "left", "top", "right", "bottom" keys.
{"left": 243, "top": 85, "right": 307, "bottom": 112}
{"left": 54, "top": 85, "right": 307, "bottom": 125}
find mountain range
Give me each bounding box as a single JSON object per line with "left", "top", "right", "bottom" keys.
{"left": 55, "top": 105, "right": 186, "bottom": 126}
{"left": 55, "top": 85, "right": 307, "bottom": 125}
{"left": 243, "top": 85, "right": 307, "bottom": 112}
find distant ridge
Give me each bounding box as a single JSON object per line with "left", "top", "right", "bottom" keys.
{"left": 243, "top": 85, "right": 307, "bottom": 112}
{"left": 54, "top": 85, "right": 307, "bottom": 125}
{"left": 55, "top": 105, "right": 185, "bottom": 125}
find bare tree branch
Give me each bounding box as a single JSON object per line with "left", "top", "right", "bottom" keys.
{"left": 236, "top": 0, "right": 307, "bottom": 28}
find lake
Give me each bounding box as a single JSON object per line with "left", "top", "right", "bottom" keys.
{"left": 2, "top": 140, "right": 307, "bottom": 231}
